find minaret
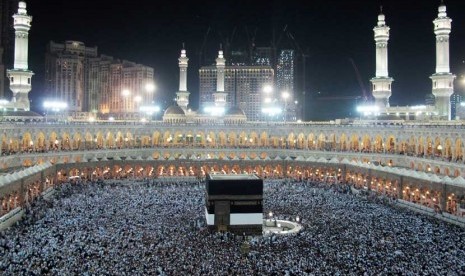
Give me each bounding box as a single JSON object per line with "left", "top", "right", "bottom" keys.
{"left": 6, "top": 1, "right": 34, "bottom": 111}
{"left": 176, "top": 44, "right": 189, "bottom": 111}
{"left": 430, "top": 2, "right": 455, "bottom": 120}
{"left": 213, "top": 46, "right": 227, "bottom": 113}
{"left": 370, "top": 7, "right": 393, "bottom": 109}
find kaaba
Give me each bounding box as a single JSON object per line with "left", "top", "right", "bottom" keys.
{"left": 205, "top": 174, "right": 263, "bottom": 235}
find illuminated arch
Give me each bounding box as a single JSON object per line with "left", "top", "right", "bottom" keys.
{"left": 49, "top": 132, "right": 58, "bottom": 149}
{"left": 140, "top": 135, "right": 151, "bottom": 147}
{"left": 287, "top": 132, "right": 296, "bottom": 148}
{"left": 361, "top": 134, "right": 371, "bottom": 152}
{"left": 426, "top": 137, "right": 433, "bottom": 157}
{"left": 433, "top": 137, "right": 442, "bottom": 156}
{"left": 386, "top": 135, "right": 395, "bottom": 153}
{"left": 21, "top": 132, "right": 32, "bottom": 151}
{"left": 163, "top": 131, "right": 172, "bottom": 146}
{"left": 228, "top": 132, "right": 236, "bottom": 146}
{"left": 340, "top": 133, "right": 348, "bottom": 151}
{"left": 296, "top": 133, "right": 305, "bottom": 149}
{"left": 444, "top": 138, "right": 452, "bottom": 160}
{"left": 149, "top": 131, "right": 159, "bottom": 146}
{"left": 73, "top": 133, "right": 82, "bottom": 150}
{"left": 218, "top": 132, "right": 227, "bottom": 146}
{"left": 373, "top": 135, "right": 383, "bottom": 153}
{"left": 308, "top": 133, "right": 316, "bottom": 149}
{"left": 249, "top": 132, "right": 258, "bottom": 147}
{"left": 36, "top": 132, "right": 46, "bottom": 151}
{"left": 350, "top": 134, "right": 359, "bottom": 151}
{"left": 417, "top": 136, "right": 424, "bottom": 156}
{"left": 260, "top": 132, "right": 268, "bottom": 147}
{"left": 408, "top": 135, "right": 416, "bottom": 156}
{"left": 455, "top": 138, "right": 463, "bottom": 161}
{"left": 61, "top": 132, "right": 71, "bottom": 150}
{"left": 96, "top": 132, "right": 104, "bottom": 149}
{"left": 317, "top": 133, "right": 326, "bottom": 150}
{"left": 328, "top": 134, "right": 336, "bottom": 151}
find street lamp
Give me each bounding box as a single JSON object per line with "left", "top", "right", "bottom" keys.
{"left": 145, "top": 82, "right": 156, "bottom": 93}
{"left": 43, "top": 100, "right": 67, "bottom": 122}
{"left": 356, "top": 105, "right": 380, "bottom": 118}
{"left": 121, "top": 90, "right": 132, "bottom": 118}
{"left": 263, "top": 84, "right": 273, "bottom": 94}
{"left": 140, "top": 105, "right": 160, "bottom": 118}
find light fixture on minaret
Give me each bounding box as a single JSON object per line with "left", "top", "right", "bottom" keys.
{"left": 176, "top": 43, "right": 190, "bottom": 111}
{"left": 370, "top": 6, "right": 393, "bottom": 110}
{"left": 6, "top": 1, "right": 34, "bottom": 111}
{"left": 430, "top": 1, "right": 455, "bottom": 120}
{"left": 213, "top": 45, "right": 227, "bottom": 115}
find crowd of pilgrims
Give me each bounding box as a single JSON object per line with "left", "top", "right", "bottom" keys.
{"left": 0, "top": 178, "right": 464, "bottom": 275}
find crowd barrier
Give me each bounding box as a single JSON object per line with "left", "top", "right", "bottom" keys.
{"left": 0, "top": 207, "right": 24, "bottom": 231}
{"left": 396, "top": 199, "right": 465, "bottom": 227}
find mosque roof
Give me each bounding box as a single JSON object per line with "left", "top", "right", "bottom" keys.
{"left": 164, "top": 105, "right": 185, "bottom": 116}
{"left": 225, "top": 106, "right": 246, "bottom": 116}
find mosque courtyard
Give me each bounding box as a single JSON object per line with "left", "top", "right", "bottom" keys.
{"left": 1, "top": 179, "right": 464, "bottom": 275}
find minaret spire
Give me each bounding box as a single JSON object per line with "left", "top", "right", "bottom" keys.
{"left": 213, "top": 46, "right": 227, "bottom": 115}
{"left": 6, "top": 1, "right": 34, "bottom": 111}
{"left": 176, "top": 46, "right": 190, "bottom": 111}
{"left": 370, "top": 7, "right": 393, "bottom": 109}
{"left": 430, "top": 2, "right": 455, "bottom": 120}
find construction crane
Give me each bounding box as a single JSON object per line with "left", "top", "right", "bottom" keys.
{"left": 245, "top": 26, "right": 258, "bottom": 64}
{"left": 286, "top": 30, "right": 309, "bottom": 120}
{"left": 198, "top": 27, "right": 211, "bottom": 66}
{"left": 316, "top": 95, "right": 363, "bottom": 101}
{"left": 348, "top": 58, "right": 370, "bottom": 103}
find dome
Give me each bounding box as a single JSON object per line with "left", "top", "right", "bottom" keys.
{"left": 164, "top": 105, "right": 185, "bottom": 116}
{"left": 226, "top": 106, "right": 245, "bottom": 116}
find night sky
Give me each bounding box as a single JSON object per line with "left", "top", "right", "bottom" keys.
{"left": 16, "top": 0, "right": 465, "bottom": 119}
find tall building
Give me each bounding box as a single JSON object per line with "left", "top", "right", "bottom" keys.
{"left": 450, "top": 93, "right": 461, "bottom": 120}
{"left": 199, "top": 65, "right": 274, "bottom": 121}
{"left": 88, "top": 55, "right": 116, "bottom": 114}
{"left": 430, "top": 3, "right": 455, "bottom": 120}
{"left": 45, "top": 41, "right": 98, "bottom": 111}
{"left": 46, "top": 41, "right": 154, "bottom": 116}
{"left": 425, "top": 93, "right": 435, "bottom": 106}
{"left": 228, "top": 50, "right": 249, "bottom": 66}
{"left": 92, "top": 58, "right": 154, "bottom": 117}
{"left": 253, "top": 47, "right": 272, "bottom": 66}
{"left": 276, "top": 50, "right": 294, "bottom": 93}
{"left": 277, "top": 49, "right": 296, "bottom": 120}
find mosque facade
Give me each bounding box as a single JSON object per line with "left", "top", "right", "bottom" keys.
{"left": 1, "top": 2, "right": 465, "bottom": 227}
